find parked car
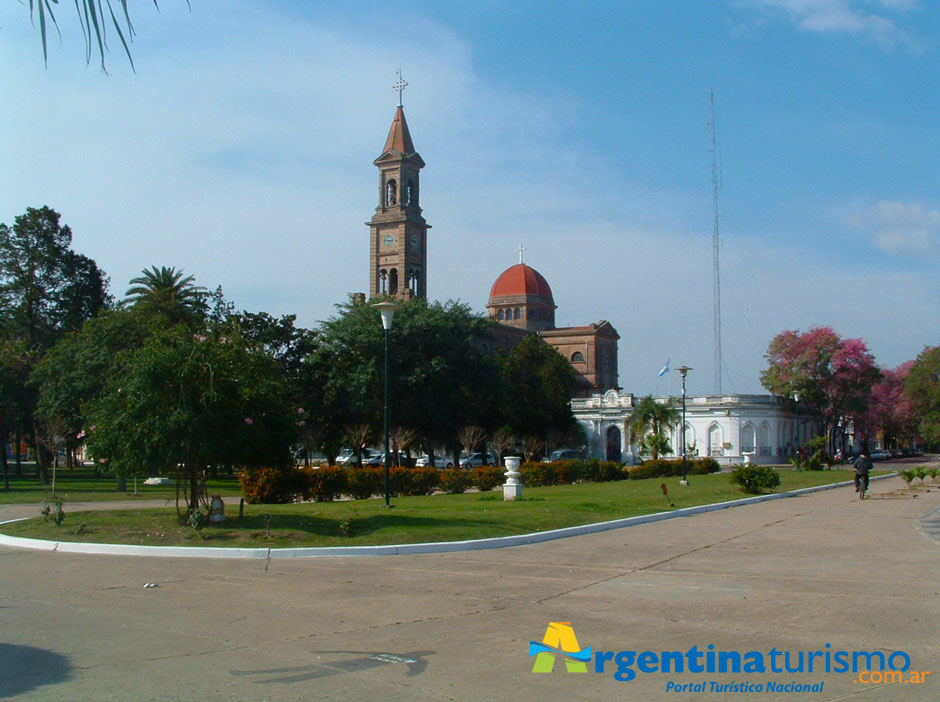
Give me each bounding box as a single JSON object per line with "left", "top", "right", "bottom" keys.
{"left": 415, "top": 454, "right": 455, "bottom": 468}
{"left": 542, "top": 448, "right": 584, "bottom": 463}
{"left": 335, "top": 449, "right": 356, "bottom": 465}
{"left": 870, "top": 451, "right": 891, "bottom": 462}
{"left": 337, "top": 449, "right": 379, "bottom": 466}
{"left": 459, "top": 452, "right": 498, "bottom": 468}
{"left": 363, "top": 451, "right": 388, "bottom": 467}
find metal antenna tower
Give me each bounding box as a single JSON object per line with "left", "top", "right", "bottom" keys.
{"left": 708, "top": 88, "right": 723, "bottom": 395}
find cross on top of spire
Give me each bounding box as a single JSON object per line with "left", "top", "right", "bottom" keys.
{"left": 393, "top": 69, "right": 408, "bottom": 107}
{"left": 516, "top": 243, "right": 527, "bottom": 264}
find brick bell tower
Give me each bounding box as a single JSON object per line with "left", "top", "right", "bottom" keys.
{"left": 368, "top": 72, "right": 429, "bottom": 299}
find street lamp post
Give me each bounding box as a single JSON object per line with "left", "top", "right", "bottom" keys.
{"left": 678, "top": 366, "right": 692, "bottom": 486}
{"left": 793, "top": 391, "right": 801, "bottom": 472}
{"left": 373, "top": 301, "right": 400, "bottom": 508}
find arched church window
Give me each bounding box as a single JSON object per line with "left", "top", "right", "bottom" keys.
{"left": 389, "top": 269, "right": 399, "bottom": 296}
{"left": 497, "top": 309, "right": 505, "bottom": 321}
{"left": 378, "top": 270, "right": 388, "bottom": 295}
{"left": 405, "top": 180, "right": 415, "bottom": 206}
{"left": 408, "top": 270, "right": 419, "bottom": 294}
{"left": 513, "top": 307, "right": 521, "bottom": 320}
{"left": 385, "top": 179, "right": 397, "bottom": 206}
{"left": 571, "top": 352, "right": 585, "bottom": 363}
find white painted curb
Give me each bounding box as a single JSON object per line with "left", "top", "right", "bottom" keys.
{"left": 0, "top": 473, "right": 897, "bottom": 559}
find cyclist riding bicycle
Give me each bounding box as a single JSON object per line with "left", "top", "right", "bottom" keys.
{"left": 853, "top": 450, "right": 873, "bottom": 496}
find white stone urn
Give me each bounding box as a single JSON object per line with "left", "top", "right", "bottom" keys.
{"left": 503, "top": 456, "right": 523, "bottom": 501}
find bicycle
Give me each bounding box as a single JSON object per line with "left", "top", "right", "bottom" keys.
{"left": 857, "top": 474, "right": 869, "bottom": 500}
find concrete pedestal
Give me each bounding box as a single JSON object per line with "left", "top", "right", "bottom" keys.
{"left": 502, "top": 456, "right": 522, "bottom": 501}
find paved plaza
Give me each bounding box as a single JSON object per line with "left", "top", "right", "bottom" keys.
{"left": 0, "top": 475, "right": 937, "bottom": 701}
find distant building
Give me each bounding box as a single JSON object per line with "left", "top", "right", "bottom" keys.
{"left": 572, "top": 391, "right": 818, "bottom": 465}
{"left": 485, "top": 260, "right": 620, "bottom": 397}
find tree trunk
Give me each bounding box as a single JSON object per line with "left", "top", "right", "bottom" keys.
{"left": 33, "top": 423, "right": 49, "bottom": 485}
{"left": 117, "top": 475, "right": 126, "bottom": 492}
{"left": 189, "top": 467, "right": 199, "bottom": 515}
{"left": 1, "top": 431, "right": 10, "bottom": 490}
{"left": 14, "top": 429, "right": 22, "bottom": 476}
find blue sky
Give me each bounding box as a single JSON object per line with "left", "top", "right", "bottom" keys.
{"left": 1, "top": 0, "right": 937, "bottom": 396}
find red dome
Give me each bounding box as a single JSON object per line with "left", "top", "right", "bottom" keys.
{"left": 488, "top": 264, "right": 554, "bottom": 302}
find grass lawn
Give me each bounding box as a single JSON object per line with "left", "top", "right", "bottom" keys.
{"left": 0, "top": 467, "right": 242, "bottom": 504}
{"left": 0, "top": 470, "right": 882, "bottom": 548}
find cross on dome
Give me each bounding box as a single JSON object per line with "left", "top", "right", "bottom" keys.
{"left": 393, "top": 69, "right": 408, "bottom": 107}
{"left": 516, "top": 243, "right": 527, "bottom": 264}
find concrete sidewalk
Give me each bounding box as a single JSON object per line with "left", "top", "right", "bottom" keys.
{"left": 0, "top": 476, "right": 937, "bottom": 701}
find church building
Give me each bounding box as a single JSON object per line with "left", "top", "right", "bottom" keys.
{"left": 364, "top": 88, "right": 620, "bottom": 398}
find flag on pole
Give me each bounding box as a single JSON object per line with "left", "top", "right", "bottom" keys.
{"left": 657, "top": 357, "right": 670, "bottom": 377}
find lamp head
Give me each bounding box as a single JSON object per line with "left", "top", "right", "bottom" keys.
{"left": 372, "top": 300, "right": 401, "bottom": 331}
{"left": 677, "top": 365, "right": 692, "bottom": 379}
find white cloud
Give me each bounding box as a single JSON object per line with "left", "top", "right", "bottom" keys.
{"left": 745, "top": 0, "right": 916, "bottom": 48}
{"left": 846, "top": 200, "right": 940, "bottom": 256}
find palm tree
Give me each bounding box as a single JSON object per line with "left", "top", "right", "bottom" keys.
{"left": 627, "top": 395, "right": 680, "bottom": 460}
{"left": 123, "top": 266, "right": 206, "bottom": 311}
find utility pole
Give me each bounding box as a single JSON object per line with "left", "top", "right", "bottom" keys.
{"left": 708, "top": 88, "right": 722, "bottom": 396}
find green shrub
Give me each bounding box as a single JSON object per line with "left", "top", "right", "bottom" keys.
{"left": 900, "top": 469, "right": 916, "bottom": 486}
{"left": 597, "top": 460, "right": 627, "bottom": 481}
{"left": 471, "top": 465, "right": 504, "bottom": 491}
{"left": 39, "top": 496, "right": 65, "bottom": 526}
{"left": 689, "top": 457, "right": 720, "bottom": 475}
{"left": 729, "top": 464, "right": 781, "bottom": 494}
{"left": 928, "top": 468, "right": 939, "bottom": 481}
{"left": 346, "top": 467, "right": 384, "bottom": 499}
{"left": 390, "top": 467, "right": 439, "bottom": 496}
{"left": 914, "top": 467, "right": 927, "bottom": 482}
{"left": 519, "top": 461, "right": 558, "bottom": 487}
{"left": 552, "top": 459, "right": 584, "bottom": 484}
{"left": 627, "top": 458, "right": 719, "bottom": 480}
{"left": 302, "top": 465, "right": 347, "bottom": 502}
{"left": 240, "top": 466, "right": 304, "bottom": 504}
{"left": 628, "top": 459, "right": 682, "bottom": 480}
{"left": 439, "top": 468, "right": 472, "bottom": 494}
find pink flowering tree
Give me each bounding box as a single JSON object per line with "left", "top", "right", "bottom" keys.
{"left": 859, "top": 361, "right": 919, "bottom": 449}
{"left": 760, "top": 326, "right": 881, "bottom": 454}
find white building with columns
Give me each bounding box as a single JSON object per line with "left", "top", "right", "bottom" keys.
{"left": 572, "top": 390, "right": 817, "bottom": 466}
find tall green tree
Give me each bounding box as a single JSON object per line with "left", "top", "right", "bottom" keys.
{"left": 0, "top": 206, "right": 111, "bottom": 483}
{"left": 0, "top": 206, "right": 111, "bottom": 352}
{"left": 307, "top": 297, "right": 501, "bottom": 464}
{"left": 500, "top": 335, "right": 578, "bottom": 453}
{"left": 86, "top": 325, "right": 296, "bottom": 513}
{"left": 0, "top": 339, "right": 31, "bottom": 490}
{"left": 627, "top": 395, "right": 680, "bottom": 459}
{"left": 31, "top": 308, "right": 150, "bottom": 474}
{"left": 904, "top": 346, "right": 940, "bottom": 446}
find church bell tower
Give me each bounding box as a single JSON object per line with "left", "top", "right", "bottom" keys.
{"left": 368, "top": 72, "right": 429, "bottom": 299}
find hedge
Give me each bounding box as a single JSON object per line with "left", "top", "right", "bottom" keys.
{"left": 240, "top": 455, "right": 704, "bottom": 504}
{"left": 628, "top": 458, "right": 720, "bottom": 480}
